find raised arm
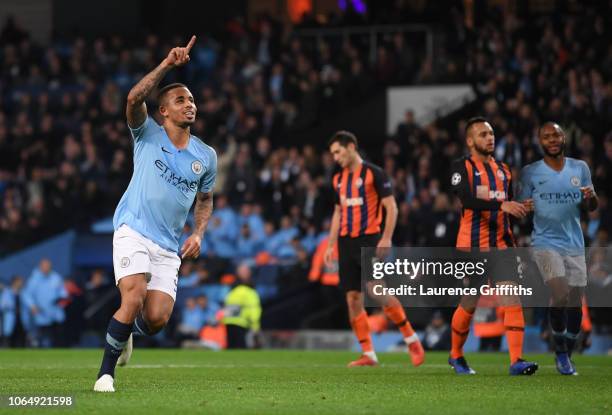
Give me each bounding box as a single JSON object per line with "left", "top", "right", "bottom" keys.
{"left": 126, "top": 35, "right": 196, "bottom": 128}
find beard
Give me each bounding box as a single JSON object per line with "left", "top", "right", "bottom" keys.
{"left": 542, "top": 141, "right": 565, "bottom": 157}
{"left": 176, "top": 118, "right": 195, "bottom": 129}
{"left": 473, "top": 142, "right": 494, "bottom": 157}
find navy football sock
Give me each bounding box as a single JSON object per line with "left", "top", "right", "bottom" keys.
{"left": 133, "top": 313, "right": 155, "bottom": 336}
{"left": 549, "top": 307, "right": 567, "bottom": 353}
{"left": 98, "top": 317, "right": 133, "bottom": 379}
{"left": 566, "top": 307, "right": 582, "bottom": 356}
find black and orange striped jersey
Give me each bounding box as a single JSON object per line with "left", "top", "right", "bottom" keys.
{"left": 450, "top": 156, "right": 515, "bottom": 248}
{"left": 333, "top": 161, "right": 393, "bottom": 238}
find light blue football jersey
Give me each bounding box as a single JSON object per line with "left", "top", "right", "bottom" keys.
{"left": 113, "top": 117, "right": 217, "bottom": 253}
{"left": 518, "top": 157, "right": 592, "bottom": 255}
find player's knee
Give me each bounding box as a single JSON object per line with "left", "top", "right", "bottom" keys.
{"left": 346, "top": 291, "right": 360, "bottom": 302}
{"left": 567, "top": 288, "right": 582, "bottom": 307}
{"left": 459, "top": 296, "right": 478, "bottom": 312}
{"left": 345, "top": 291, "right": 363, "bottom": 312}
{"left": 120, "top": 285, "right": 147, "bottom": 313}
{"left": 143, "top": 309, "right": 171, "bottom": 333}
{"left": 119, "top": 277, "right": 147, "bottom": 298}
{"left": 121, "top": 295, "right": 145, "bottom": 314}
{"left": 550, "top": 291, "right": 569, "bottom": 307}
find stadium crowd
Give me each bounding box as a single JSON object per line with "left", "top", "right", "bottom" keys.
{"left": 1, "top": 2, "right": 611, "bottom": 346}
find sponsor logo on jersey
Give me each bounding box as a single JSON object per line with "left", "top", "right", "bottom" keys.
{"left": 340, "top": 196, "right": 364, "bottom": 206}
{"left": 476, "top": 185, "right": 506, "bottom": 200}
{"left": 539, "top": 191, "right": 581, "bottom": 204}
{"left": 496, "top": 169, "right": 505, "bottom": 180}
{"left": 489, "top": 190, "right": 506, "bottom": 200}
{"left": 155, "top": 160, "right": 199, "bottom": 194}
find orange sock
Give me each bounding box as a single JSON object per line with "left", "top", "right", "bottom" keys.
{"left": 383, "top": 305, "right": 415, "bottom": 338}
{"left": 503, "top": 305, "right": 525, "bottom": 364}
{"left": 351, "top": 311, "right": 373, "bottom": 353}
{"left": 581, "top": 298, "right": 592, "bottom": 332}
{"left": 451, "top": 305, "right": 473, "bottom": 359}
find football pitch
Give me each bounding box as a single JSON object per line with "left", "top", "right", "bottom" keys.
{"left": 0, "top": 350, "right": 611, "bottom": 414}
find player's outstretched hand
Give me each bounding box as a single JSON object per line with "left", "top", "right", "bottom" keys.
{"left": 181, "top": 234, "right": 201, "bottom": 259}
{"left": 164, "top": 35, "right": 196, "bottom": 68}
{"left": 501, "top": 201, "right": 528, "bottom": 218}
{"left": 522, "top": 199, "right": 534, "bottom": 212}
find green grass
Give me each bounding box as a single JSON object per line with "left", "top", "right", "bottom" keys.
{"left": 0, "top": 350, "right": 611, "bottom": 414}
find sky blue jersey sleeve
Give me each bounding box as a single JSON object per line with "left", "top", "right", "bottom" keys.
{"left": 580, "top": 160, "right": 593, "bottom": 188}
{"left": 127, "top": 116, "right": 156, "bottom": 142}
{"left": 199, "top": 149, "right": 217, "bottom": 193}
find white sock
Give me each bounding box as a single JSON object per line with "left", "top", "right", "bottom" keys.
{"left": 364, "top": 351, "right": 378, "bottom": 362}
{"left": 404, "top": 333, "right": 419, "bottom": 345}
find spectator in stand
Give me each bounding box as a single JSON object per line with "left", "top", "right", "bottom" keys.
{"left": 1, "top": 275, "right": 30, "bottom": 347}
{"left": 177, "top": 297, "right": 206, "bottom": 341}
{"left": 235, "top": 223, "right": 263, "bottom": 264}
{"left": 222, "top": 264, "right": 262, "bottom": 349}
{"left": 84, "top": 269, "right": 115, "bottom": 335}
{"left": 22, "top": 259, "right": 68, "bottom": 347}
{"left": 206, "top": 195, "right": 239, "bottom": 270}
{"left": 177, "top": 260, "right": 199, "bottom": 288}
{"left": 422, "top": 311, "right": 451, "bottom": 351}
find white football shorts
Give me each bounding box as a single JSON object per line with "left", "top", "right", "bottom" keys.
{"left": 113, "top": 224, "right": 181, "bottom": 300}
{"left": 532, "top": 249, "right": 587, "bottom": 288}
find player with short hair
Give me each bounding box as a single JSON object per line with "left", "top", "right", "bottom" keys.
{"left": 94, "top": 36, "right": 217, "bottom": 392}
{"left": 448, "top": 117, "right": 538, "bottom": 375}
{"left": 519, "top": 122, "right": 598, "bottom": 375}
{"left": 324, "top": 130, "right": 425, "bottom": 367}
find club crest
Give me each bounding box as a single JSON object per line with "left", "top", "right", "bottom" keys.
{"left": 191, "top": 160, "right": 203, "bottom": 175}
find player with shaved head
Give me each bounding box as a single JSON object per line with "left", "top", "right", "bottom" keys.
{"left": 519, "top": 122, "right": 598, "bottom": 375}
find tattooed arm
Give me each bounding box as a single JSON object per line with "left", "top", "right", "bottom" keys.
{"left": 192, "top": 192, "right": 214, "bottom": 237}
{"left": 180, "top": 192, "right": 213, "bottom": 259}
{"left": 126, "top": 35, "right": 196, "bottom": 128}
{"left": 126, "top": 63, "right": 170, "bottom": 128}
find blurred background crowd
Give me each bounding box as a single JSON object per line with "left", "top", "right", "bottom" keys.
{"left": 0, "top": 0, "right": 611, "bottom": 349}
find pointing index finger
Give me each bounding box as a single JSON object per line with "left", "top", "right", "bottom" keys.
{"left": 185, "top": 35, "right": 196, "bottom": 52}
